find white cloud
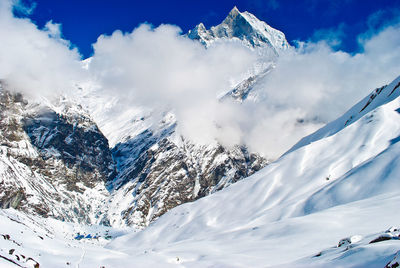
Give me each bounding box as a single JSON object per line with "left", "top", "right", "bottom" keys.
{"left": 89, "top": 24, "right": 258, "bottom": 145}
{"left": 0, "top": 0, "right": 83, "bottom": 99}
{"left": 1, "top": 0, "right": 399, "bottom": 160}
{"left": 238, "top": 23, "right": 400, "bottom": 158}
{"left": 88, "top": 21, "right": 400, "bottom": 159}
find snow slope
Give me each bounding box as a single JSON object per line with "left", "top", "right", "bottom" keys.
{"left": 1, "top": 75, "right": 400, "bottom": 267}
{"left": 0, "top": 208, "right": 130, "bottom": 268}
{"left": 100, "top": 75, "right": 400, "bottom": 267}
{"left": 287, "top": 77, "right": 400, "bottom": 154}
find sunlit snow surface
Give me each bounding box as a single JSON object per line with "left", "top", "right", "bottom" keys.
{"left": 2, "top": 76, "right": 400, "bottom": 267}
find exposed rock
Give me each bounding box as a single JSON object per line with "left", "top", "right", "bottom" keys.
{"left": 0, "top": 87, "right": 267, "bottom": 228}
{"left": 0, "top": 89, "right": 112, "bottom": 224}
{"left": 106, "top": 131, "right": 267, "bottom": 227}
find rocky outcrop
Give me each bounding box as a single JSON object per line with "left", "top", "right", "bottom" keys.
{"left": 23, "top": 106, "right": 116, "bottom": 187}
{"left": 0, "top": 89, "right": 112, "bottom": 223}
{"left": 105, "top": 130, "right": 267, "bottom": 227}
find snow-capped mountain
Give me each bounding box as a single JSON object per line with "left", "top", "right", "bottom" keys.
{"left": 188, "top": 6, "right": 290, "bottom": 54}
{"left": 76, "top": 7, "right": 277, "bottom": 227}
{"left": 0, "top": 8, "right": 280, "bottom": 229}
{"left": 2, "top": 72, "right": 400, "bottom": 267}
{"left": 3, "top": 4, "right": 400, "bottom": 267}
{"left": 0, "top": 83, "right": 266, "bottom": 229}
{"left": 79, "top": 84, "right": 267, "bottom": 227}
{"left": 188, "top": 7, "right": 290, "bottom": 103}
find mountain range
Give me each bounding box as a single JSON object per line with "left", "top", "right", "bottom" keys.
{"left": 0, "top": 6, "right": 284, "bottom": 229}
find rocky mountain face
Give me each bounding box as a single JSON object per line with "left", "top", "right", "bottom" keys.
{"left": 187, "top": 6, "right": 289, "bottom": 53}
{"left": 0, "top": 87, "right": 112, "bottom": 224}
{"left": 0, "top": 86, "right": 267, "bottom": 228}
{"left": 106, "top": 130, "right": 266, "bottom": 227}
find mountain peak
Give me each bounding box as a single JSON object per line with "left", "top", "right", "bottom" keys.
{"left": 223, "top": 6, "right": 245, "bottom": 25}
{"left": 229, "top": 6, "right": 240, "bottom": 17}
{"left": 195, "top": 22, "right": 206, "bottom": 31}
{"left": 187, "top": 7, "right": 290, "bottom": 53}
{"left": 187, "top": 22, "right": 209, "bottom": 42}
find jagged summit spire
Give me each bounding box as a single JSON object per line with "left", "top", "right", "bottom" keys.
{"left": 187, "top": 6, "right": 290, "bottom": 52}
{"left": 195, "top": 22, "right": 206, "bottom": 30}
{"left": 229, "top": 6, "right": 240, "bottom": 16}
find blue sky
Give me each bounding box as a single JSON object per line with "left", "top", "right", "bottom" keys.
{"left": 18, "top": 0, "right": 400, "bottom": 58}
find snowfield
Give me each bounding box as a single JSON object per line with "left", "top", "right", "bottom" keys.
{"left": 1, "top": 76, "right": 400, "bottom": 267}
{"left": 103, "top": 76, "right": 400, "bottom": 268}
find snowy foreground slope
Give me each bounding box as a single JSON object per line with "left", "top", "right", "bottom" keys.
{"left": 77, "top": 6, "right": 288, "bottom": 227}
{"left": 1, "top": 76, "right": 400, "bottom": 267}
{"left": 105, "top": 75, "right": 400, "bottom": 267}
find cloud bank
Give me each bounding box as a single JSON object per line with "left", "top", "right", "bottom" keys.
{"left": 0, "top": 0, "right": 83, "bottom": 99}
{"left": 1, "top": 1, "right": 399, "bottom": 159}
{"left": 89, "top": 20, "right": 400, "bottom": 158}
{"left": 89, "top": 24, "right": 259, "bottom": 145}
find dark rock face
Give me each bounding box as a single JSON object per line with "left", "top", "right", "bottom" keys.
{"left": 0, "top": 88, "right": 267, "bottom": 228}
{"left": 108, "top": 131, "right": 267, "bottom": 227}
{"left": 111, "top": 127, "right": 173, "bottom": 189}
{"left": 0, "top": 90, "right": 113, "bottom": 223}
{"left": 0, "top": 91, "right": 32, "bottom": 212}
{"left": 23, "top": 108, "right": 116, "bottom": 186}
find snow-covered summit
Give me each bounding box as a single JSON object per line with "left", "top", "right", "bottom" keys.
{"left": 188, "top": 6, "right": 290, "bottom": 54}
